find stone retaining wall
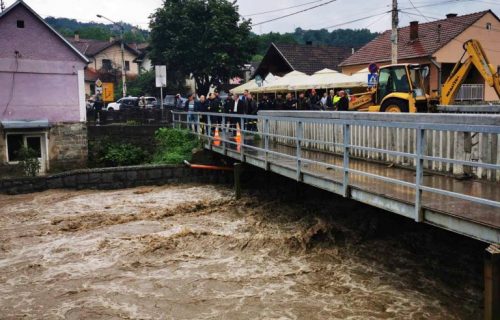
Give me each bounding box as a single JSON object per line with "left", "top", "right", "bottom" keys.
{"left": 0, "top": 164, "right": 232, "bottom": 195}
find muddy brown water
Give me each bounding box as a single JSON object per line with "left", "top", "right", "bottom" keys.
{"left": 0, "top": 184, "right": 485, "bottom": 319}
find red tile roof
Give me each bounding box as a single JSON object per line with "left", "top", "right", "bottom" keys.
{"left": 340, "top": 10, "right": 494, "bottom": 67}
{"left": 66, "top": 38, "right": 141, "bottom": 57}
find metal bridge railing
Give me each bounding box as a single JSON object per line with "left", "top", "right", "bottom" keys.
{"left": 171, "top": 111, "right": 500, "bottom": 223}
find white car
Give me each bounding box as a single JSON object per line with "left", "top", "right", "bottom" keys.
{"left": 106, "top": 97, "right": 139, "bottom": 111}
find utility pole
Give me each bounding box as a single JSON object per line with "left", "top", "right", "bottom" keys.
{"left": 391, "top": 0, "right": 398, "bottom": 64}
{"left": 96, "top": 14, "right": 127, "bottom": 98}
{"left": 1, "top": 0, "right": 5, "bottom": 12}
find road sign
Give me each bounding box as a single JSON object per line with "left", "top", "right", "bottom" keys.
{"left": 368, "top": 73, "right": 378, "bottom": 87}
{"left": 102, "top": 82, "right": 114, "bottom": 102}
{"left": 255, "top": 75, "right": 263, "bottom": 87}
{"left": 95, "top": 87, "right": 103, "bottom": 95}
{"left": 155, "top": 65, "right": 167, "bottom": 88}
{"left": 95, "top": 79, "right": 103, "bottom": 87}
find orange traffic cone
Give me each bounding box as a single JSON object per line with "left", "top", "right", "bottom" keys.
{"left": 235, "top": 122, "right": 242, "bottom": 144}
{"left": 213, "top": 126, "right": 221, "bottom": 146}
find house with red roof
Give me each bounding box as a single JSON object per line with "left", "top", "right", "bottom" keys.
{"left": 67, "top": 34, "right": 141, "bottom": 97}
{"left": 340, "top": 11, "right": 500, "bottom": 102}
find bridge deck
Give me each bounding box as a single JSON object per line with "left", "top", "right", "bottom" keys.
{"left": 212, "top": 140, "right": 500, "bottom": 242}
{"left": 172, "top": 110, "right": 500, "bottom": 243}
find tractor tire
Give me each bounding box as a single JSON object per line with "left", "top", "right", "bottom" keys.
{"left": 381, "top": 99, "right": 409, "bottom": 113}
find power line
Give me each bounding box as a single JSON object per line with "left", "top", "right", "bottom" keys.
{"left": 407, "top": 0, "right": 431, "bottom": 22}
{"left": 321, "top": 11, "right": 391, "bottom": 30}
{"left": 242, "top": 0, "right": 326, "bottom": 17}
{"left": 363, "top": 12, "right": 391, "bottom": 29}
{"left": 398, "top": 0, "right": 475, "bottom": 11}
{"left": 253, "top": 0, "right": 337, "bottom": 26}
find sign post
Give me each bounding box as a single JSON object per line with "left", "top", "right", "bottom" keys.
{"left": 155, "top": 65, "right": 167, "bottom": 122}
{"left": 368, "top": 73, "right": 378, "bottom": 88}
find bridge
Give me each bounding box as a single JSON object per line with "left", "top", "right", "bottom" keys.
{"left": 172, "top": 110, "right": 500, "bottom": 319}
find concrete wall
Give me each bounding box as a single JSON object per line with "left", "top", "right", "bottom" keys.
{"left": 0, "top": 164, "right": 232, "bottom": 195}
{"left": 259, "top": 111, "right": 500, "bottom": 181}
{"left": 49, "top": 123, "right": 88, "bottom": 172}
{"left": 87, "top": 125, "right": 162, "bottom": 160}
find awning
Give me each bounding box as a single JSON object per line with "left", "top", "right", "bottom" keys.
{"left": 1, "top": 120, "right": 50, "bottom": 129}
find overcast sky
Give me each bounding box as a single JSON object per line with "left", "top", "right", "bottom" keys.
{"left": 7, "top": 0, "right": 500, "bottom": 34}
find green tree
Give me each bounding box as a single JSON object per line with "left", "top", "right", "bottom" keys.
{"left": 149, "top": 0, "right": 257, "bottom": 95}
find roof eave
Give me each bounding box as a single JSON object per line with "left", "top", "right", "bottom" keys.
{"left": 272, "top": 43, "right": 295, "bottom": 71}
{"left": 1, "top": 0, "right": 89, "bottom": 64}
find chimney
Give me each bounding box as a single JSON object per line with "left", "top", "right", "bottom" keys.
{"left": 446, "top": 13, "right": 457, "bottom": 18}
{"left": 306, "top": 40, "right": 312, "bottom": 46}
{"left": 410, "top": 21, "right": 419, "bottom": 41}
{"left": 74, "top": 31, "right": 80, "bottom": 42}
{"left": 109, "top": 36, "right": 115, "bottom": 43}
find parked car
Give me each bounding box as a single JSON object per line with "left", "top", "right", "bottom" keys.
{"left": 107, "top": 97, "right": 139, "bottom": 111}
{"left": 161, "top": 94, "right": 187, "bottom": 109}
{"left": 142, "top": 96, "right": 157, "bottom": 109}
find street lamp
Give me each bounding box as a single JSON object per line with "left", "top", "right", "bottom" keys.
{"left": 96, "top": 14, "right": 127, "bottom": 98}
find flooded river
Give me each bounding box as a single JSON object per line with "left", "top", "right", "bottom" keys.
{"left": 0, "top": 184, "right": 485, "bottom": 319}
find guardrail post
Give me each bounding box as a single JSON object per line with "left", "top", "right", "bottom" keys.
{"left": 485, "top": 244, "right": 500, "bottom": 320}
{"left": 342, "top": 123, "right": 351, "bottom": 197}
{"left": 296, "top": 121, "right": 303, "bottom": 182}
{"left": 415, "top": 127, "right": 425, "bottom": 222}
{"left": 207, "top": 114, "right": 212, "bottom": 149}
{"left": 240, "top": 117, "right": 245, "bottom": 161}
{"left": 222, "top": 115, "right": 227, "bottom": 155}
{"left": 264, "top": 118, "right": 270, "bottom": 170}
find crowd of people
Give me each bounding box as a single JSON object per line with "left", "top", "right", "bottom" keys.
{"left": 178, "top": 88, "right": 352, "bottom": 116}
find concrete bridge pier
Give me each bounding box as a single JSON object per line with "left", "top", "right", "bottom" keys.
{"left": 485, "top": 244, "right": 500, "bottom": 320}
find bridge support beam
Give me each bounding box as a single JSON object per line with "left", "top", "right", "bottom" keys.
{"left": 485, "top": 244, "right": 500, "bottom": 320}
{"left": 234, "top": 163, "right": 243, "bottom": 200}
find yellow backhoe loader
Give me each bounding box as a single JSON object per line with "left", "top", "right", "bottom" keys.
{"left": 349, "top": 39, "right": 500, "bottom": 112}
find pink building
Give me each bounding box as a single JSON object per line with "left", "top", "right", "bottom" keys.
{"left": 0, "top": 0, "right": 89, "bottom": 175}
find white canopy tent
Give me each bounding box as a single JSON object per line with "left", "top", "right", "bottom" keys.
{"left": 230, "top": 73, "right": 281, "bottom": 95}
{"left": 230, "top": 80, "right": 259, "bottom": 95}
{"left": 288, "top": 68, "right": 355, "bottom": 90}
{"left": 347, "top": 67, "right": 370, "bottom": 84}
{"left": 254, "top": 71, "right": 310, "bottom": 93}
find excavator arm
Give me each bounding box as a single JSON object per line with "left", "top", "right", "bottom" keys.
{"left": 441, "top": 39, "right": 500, "bottom": 105}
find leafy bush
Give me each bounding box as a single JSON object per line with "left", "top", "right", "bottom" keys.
{"left": 101, "top": 143, "right": 148, "bottom": 167}
{"left": 17, "top": 147, "right": 41, "bottom": 176}
{"left": 153, "top": 128, "right": 199, "bottom": 164}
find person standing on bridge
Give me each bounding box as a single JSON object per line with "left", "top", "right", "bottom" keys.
{"left": 337, "top": 90, "right": 349, "bottom": 111}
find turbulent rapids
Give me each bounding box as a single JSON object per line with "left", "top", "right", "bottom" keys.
{"left": 0, "top": 184, "right": 484, "bottom": 319}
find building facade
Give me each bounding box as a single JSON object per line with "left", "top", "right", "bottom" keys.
{"left": 340, "top": 11, "right": 500, "bottom": 102}
{"left": 0, "top": 0, "right": 89, "bottom": 176}
{"left": 68, "top": 35, "right": 141, "bottom": 97}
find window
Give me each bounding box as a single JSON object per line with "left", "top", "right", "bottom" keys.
{"left": 125, "top": 61, "right": 130, "bottom": 71}
{"left": 6, "top": 134, "right": 42, "bottom": 162}
{"left": 486, "top": 23, "right": 492, "bottom": 30}
{"left": 16, "top": 20, "right": 24, "bottom": 28}
{"left": 376, "top": 66, "right": 411, "bottom": 104}
{"left": 7, "top": 134, "right": 23, "bottom": 161}
{"left": 102, "top": 59, "right": 112, "bottom": 70}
